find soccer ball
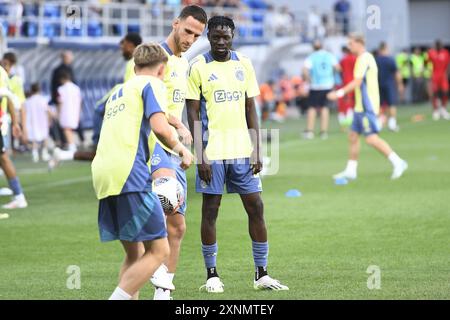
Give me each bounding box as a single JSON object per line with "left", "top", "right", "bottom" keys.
{"left": 152, "top": 176, "right": 184, "bottom": 215}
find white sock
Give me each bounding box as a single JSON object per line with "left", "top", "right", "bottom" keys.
{"left": 345, "top": 160, "right": 358, "bottom": 173}
{"left": 15, "top": 193, "right": 26, "bottom": 201}
{"left": 388, "top": 117, "right": 397, "bottom": 128}
{"left": 68, "top": 144, "right": 77, "bottom": 152}
{"left": 109, "top": 287, "right": 132, "bottom": 300}
{"left": 388, "top": 152, "right": 402, "bottom": 167}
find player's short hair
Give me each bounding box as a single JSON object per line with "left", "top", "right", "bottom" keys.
{"left": 133, "top": 42, "right": 168, "bottom": 69}
{"left": 379, "top": 41, "right": 387, "bottom": 51}
{"left": 3, "top": 52, "right": 17, "bottom": 65}
{"left": 122, "top": 33, "right": 142, "bottom": 48}
{"left": 349, "top": 33, "right": 365, "bottom": 45}
{"left": 178, "top": 5, "right": 208, "bottom": 25}
{"left": 207, "top": 16, "right": 235, "bottom": 32}
{"left": 31, "top": 82, "right": 40, "bottom": 94}
{"left": 59, "top": 70, "right": 71, "bottom": 81}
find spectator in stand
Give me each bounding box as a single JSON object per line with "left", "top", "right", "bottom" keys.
{"left": 307, "top": 6, "right": 325, "bottom": 40}
{"left": 334, "top": 0, "right": 350, "bottom": 35}
{"left": 337, "top": 45, "right": 356, "bottom": 128}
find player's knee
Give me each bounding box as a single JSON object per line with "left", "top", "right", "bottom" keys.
{"left": 247, "top": 198, "right": 264, "bottom": 219}
{"left": 169, "top": 218, "right": 186, "bottom": 240}
{"left": 365, "top": 135, "right": 377, "bottom": 146}
{"left": 150, "top": 239, "right": 170, "bottom": 262}
{"left": 203, "top": 202, "right": 220, "bottom": 224}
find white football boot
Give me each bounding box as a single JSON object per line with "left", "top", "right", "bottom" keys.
{"left": 254, "top": 275, "right": 289, "bottom": 291}
{"left": 333, "top": 170, "right": 357, "bottom": 180}
{"left": 432, "top": 110, "right": 440, "bottom": 121}
{"left": 2, "top": 194, "right": 28, "bottom": 209}
{"left": 391, "top": 160, "right": 408, "bottom": 180}
{"left": 199, "top": 277, "right": 224, "bottom": 293}
{"left": 150, "top": 264, "right": 175, "bottom": 291}
{"left": 439, "top": 107, "right": 450, "bottom": 120}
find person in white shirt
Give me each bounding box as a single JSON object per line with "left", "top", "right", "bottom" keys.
{"left": 57, "top": 70, "right": 82, "bottom": 153}
{"left": 25, "top": 83, "right": 51, "bottom": 162}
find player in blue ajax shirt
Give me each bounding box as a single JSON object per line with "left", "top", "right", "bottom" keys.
{"left": 186, "top": 16, "right": 288, "bottom": 293}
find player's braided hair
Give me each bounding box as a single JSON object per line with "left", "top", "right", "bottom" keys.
{"left": 207, "top": 16, "right": 235, "bottom": 32}
{"left": 134, "top": 42, "right": 168, "bottom": 69}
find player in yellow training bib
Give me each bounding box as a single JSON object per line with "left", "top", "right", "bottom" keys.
{"left": 0, "top": 53, "right": 28, "bottom": 209}
{"left": 120, "top": 33, "right": 142, "bottom": 82}
{"left": 91, "top": 43, "right": 193, "bottom": 300}
{"left": 147, "top": 5, "right": 208, "bottom": 301}
{"left": 327, "top": 33, "right": 408, "bottom": 180}
{"left": 186, "top": 16, "right": 289, "bottom": 293}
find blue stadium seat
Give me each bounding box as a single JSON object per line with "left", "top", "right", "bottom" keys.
{"left": 0, "top": 3, "right": 8, "bottom": 16}
{"left": 23, "top": 4, "right": 39, "bottom": 17}
{"left": 43, "top": 4, "right": 60, "bottom": 18}
{"left": 88, "top": 22, "right": 102, "bottom": 37}
{"left": 66, "top": 27, "right": 83, "bottom": 37}
{"left": 251, "top": 26, "right": 264, "bottom": 38}
{"left": 23, "top": 22, "right": 38, "bottom": 37}
{"left": 127, "top": 24, "right": 140, "bottom": 34}
{"left": 43, "top": 23, "right": 60, "bottom": 38}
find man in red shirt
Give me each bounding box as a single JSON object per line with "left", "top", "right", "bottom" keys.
{"left": 338, "top": 46, "right": 356, "bottom": 127}
{"left": 428, "top": 40, "right": 450, "bottom": 120}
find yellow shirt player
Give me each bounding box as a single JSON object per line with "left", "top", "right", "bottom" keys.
{"left": 147, "top": 42, "right": 191, "bottom": 214}
{"left": 327, "top": 34, "right": 408, "bottom": 181}
{"left": 120, "top": 33, "right": 142, "bottom": 82}
{"left": 91, "top": 43, "right": 192, "bottom": 301}
{"left": 145, "top": 5, "right": 207, "bottom": 302}
{"left": 0, "top": 60, "right": 27, "bottom": 209}
{"left": 186, "top": 16, "right": 289, "bottom": 293}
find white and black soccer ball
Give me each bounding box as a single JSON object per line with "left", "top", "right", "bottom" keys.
{"left": 152, "top": 176, "right": 184, "bottom": 215}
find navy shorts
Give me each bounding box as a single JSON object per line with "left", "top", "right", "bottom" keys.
{"left": 196, "top": 158, "right": 263, "bottom": 195}
{"left": 379, "top": 84, "right": 398, "bottom": 106}
{"left": 308, "top": 89, "right": 331, "bottom": 108}
{"left": 150, "top": 142, "right": 188, "bottom": 215}
{"left": 351, "top": 112, "right": 380, "bottom": 136}
{"left": 98, "top": 192, "right": 167, "bottom": 242}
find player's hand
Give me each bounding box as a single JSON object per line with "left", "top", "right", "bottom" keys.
{"left": 327, "top": 91, "right": 338, "bottom": 101}
{"left": 251, "top": 160, "right": 263, "bottom": 175}
{"left": 177, "top": 124, "right": 193, "bottom": 145}
{"left": 197, "top": 163, "right": 212, "bottom": 185}
{"left": 179, "top": 146, "right": 194, "bottom": 170}
{"left": 12, "top": 123, "right": 22, "bottom": 138}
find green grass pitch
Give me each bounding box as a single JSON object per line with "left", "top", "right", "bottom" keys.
{"left": 0, "top": 103, "right": 449, "bottom": 299}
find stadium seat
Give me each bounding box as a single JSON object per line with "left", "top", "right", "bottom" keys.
{"left": 22, "top": 22, "right": 38, "bottom": 37}
{"left": 127, "top": 24, "right": 140, "bottom": 34}
{"left": 43, "top": 4, "right": 60, "bottom": 18}
{"left": 66, "top": 27, "right": 83, "bottom": 37}
{"left": 88, "top": 22, "right": 102, "bottom": 37}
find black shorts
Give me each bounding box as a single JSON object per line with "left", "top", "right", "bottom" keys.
{"left": 379, "top": 84, "right": 398, "bottom": 106}
{"left": 308, "top": 89, "right": 331, "bottom": 109}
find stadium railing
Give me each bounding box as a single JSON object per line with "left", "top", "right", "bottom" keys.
{"left": 0, "top": 1, "right": 304, "bottom": 43}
